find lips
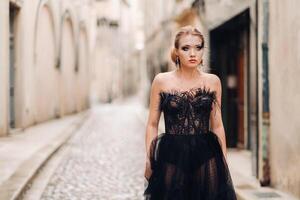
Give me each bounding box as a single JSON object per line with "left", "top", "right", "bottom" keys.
{"left": 189, "top": 59, "right": 197, "bottom": 63}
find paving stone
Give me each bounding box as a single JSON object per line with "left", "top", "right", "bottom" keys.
{"left": 40, "top": 103, "right": 146, "bottom": 200}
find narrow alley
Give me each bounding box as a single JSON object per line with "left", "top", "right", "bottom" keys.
{"left": 1, "top": 0, "right": 300, "bottom": 199}
{"left": 22, "top": 100, "right": 147, "bottom": 200}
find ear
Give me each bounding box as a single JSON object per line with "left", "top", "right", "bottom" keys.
{"left": 174, "top": 48, "right": 179, "bottom": 56}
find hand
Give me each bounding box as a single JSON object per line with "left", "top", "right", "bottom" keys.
{"left": 144, "top": 159, "right": 152, "bottom": 180}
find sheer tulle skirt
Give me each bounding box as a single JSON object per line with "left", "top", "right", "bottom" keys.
{"left": 143, "top": 131, "right": 237, "bottom": 200}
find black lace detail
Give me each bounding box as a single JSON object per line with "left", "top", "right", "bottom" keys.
{"left": 144, "top": 86, "right": 237, "bottom": 200}
{"left": 159, "top": 86, "right": 218, "bottom": 135}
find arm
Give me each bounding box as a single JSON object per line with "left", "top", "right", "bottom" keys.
{"left": 144, "top": 73, "right": 163, "bottom": 178}
{"left": 209, "top": 74, "right": 227, "bottom": 159}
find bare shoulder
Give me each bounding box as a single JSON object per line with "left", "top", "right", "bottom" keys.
{"left": 158, "top": 71, "right": 175, "bottom": 79}
{"left": 152, "top": 72, "right": 169, "bottom": 91}
{"left": 152, "top": 71, "right": 175, "bottom": 90}
{"left": 152, "top": 72, "right": 171, "bottom": 84}
{"left": 203, "top": 72, "right": 221, "bottom": 90}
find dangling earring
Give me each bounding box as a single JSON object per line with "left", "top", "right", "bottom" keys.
{"left": 175, "top": 56, "right": 180, "bottom": 67}
{"left": 199, "top": 59, "right": 204, "bottom": 67}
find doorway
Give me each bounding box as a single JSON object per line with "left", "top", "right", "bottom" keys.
{"left": 209, "top": 10, "right": 250, "bottom": 148}
{"left": 9, "top": 3, "right": 19, "bottom": 129}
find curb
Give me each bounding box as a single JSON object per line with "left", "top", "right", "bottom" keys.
{"left": 0, "top": 111, "right": 89, "bottom": 200}
{"left": 235, "top": 185, "right": 299, "bottom": 200}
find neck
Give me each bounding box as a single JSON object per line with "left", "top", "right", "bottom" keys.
{"left": 176, "top": 66, "right": 201, "bottom": 80}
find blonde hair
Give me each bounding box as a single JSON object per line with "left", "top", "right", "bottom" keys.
{"left": 170, "top": 25, "right": 205, "bottom": 64}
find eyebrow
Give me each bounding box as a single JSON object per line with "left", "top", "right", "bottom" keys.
{"left": 181, "top": 44, "right": 203, "bottom": 47}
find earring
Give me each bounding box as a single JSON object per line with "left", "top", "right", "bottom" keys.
{"left": 175, "top": 56, "right": 180, "bottom": 67}
{"left": 200, "top": 59, "right": 204, "bottom": 67}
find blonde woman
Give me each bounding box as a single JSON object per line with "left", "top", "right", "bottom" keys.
{"left": 144, "top": 26, "right": 237, "bottom": 200}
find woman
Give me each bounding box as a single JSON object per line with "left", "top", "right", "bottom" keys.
{"left": 143, "top": 26, "right": 237, "bottom": 200}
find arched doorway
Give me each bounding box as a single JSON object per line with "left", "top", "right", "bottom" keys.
{"left": 34, "top": 5, "right": 57, "bottom": 122}
{"left": 77, "top": 27, "right": 89, "bottom": 111}
{"left": 60, "top": 14, "right": 76, "bottom": 115}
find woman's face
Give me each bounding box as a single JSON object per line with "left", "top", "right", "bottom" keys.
{"left": 177, "top": 34, "right": 204, "bottom": 68}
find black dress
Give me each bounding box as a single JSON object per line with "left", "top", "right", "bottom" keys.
{"left": 144, "top": 87, "right": 237, "bottom": 200}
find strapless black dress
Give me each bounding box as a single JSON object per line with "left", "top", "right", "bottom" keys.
{"left": 144, "top": 87, "right": 237, "bottom": 200}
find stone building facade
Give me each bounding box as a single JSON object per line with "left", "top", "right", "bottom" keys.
{"left": 266, "top": 0, "right": 300, "bottom": 196}
{"left": 0, "top": 0, "right": 97, "bottom": 136}
{"left": 92, "top": 0, "right": 146, "bottom": 103}
{"left": 0, "top": 0, "right": 147, "bottom": 137}
{"left": 143, "top": 0, "right": 300, "bottom": 197}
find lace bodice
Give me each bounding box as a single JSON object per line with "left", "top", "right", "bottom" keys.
{"left": 159, "top": 86, "right": 217, "bottom": 135}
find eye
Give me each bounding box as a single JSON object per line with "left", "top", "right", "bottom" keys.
{"left": 196, "top": 44, "right": 204, "bottom": 50}
{"left": 181, "top": 46, "right": 189, "bottom": 51}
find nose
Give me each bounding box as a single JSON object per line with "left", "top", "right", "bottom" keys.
{"left": 190, "top": 48, "right": 196, "bottom": 57}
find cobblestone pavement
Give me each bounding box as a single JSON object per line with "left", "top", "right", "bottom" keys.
{"left": 40, "top": 103, "right": 147, "bottom": 200}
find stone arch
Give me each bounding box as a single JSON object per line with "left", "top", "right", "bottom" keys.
{"left": 33, "top": 0, "right": 58, "bottom": 66}
{"left": 34, "top": 2, "right": 58, "bottom": 122}
{"left": 76, "top": 24, "right": 90, "bottom": 111}
{"left": 59, "top": 10, "right": 77, "bottom": 115}
{"left": 57, "top": 9, "right": 78, "bottom": 71}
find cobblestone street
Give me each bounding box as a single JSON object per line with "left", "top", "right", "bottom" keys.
{"left": 40, "top": 102, "right": 146, "bottom": 200}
